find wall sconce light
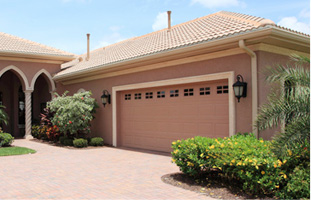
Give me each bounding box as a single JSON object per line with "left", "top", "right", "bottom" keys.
{"left": 232, "top": 74, "right": 247, "bottom": 102}
{"left": 101, "top": 90, "right": 111, "bottom": 107}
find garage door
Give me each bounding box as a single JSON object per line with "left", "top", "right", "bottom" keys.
{"left": 117, "top": 79, "right": 229, "bottom": 152}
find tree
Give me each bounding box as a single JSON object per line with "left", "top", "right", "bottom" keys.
{"left": 256, "top": 55, "right": 310, "bottom": 157}
{"left": 47, "top": 91, "right": 98, "bottom": 137}
{"left": 0, "top": 105, "right": 9, "bottom": 126}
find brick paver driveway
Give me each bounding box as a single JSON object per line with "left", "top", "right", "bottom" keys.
{"left": 0, "top": 139, "right": 213, "bottom": 199}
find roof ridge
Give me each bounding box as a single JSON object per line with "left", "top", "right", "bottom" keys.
{"left": 0, "top": 31, "right": 75, "bottom": 56}
{"left": 217, "top": 11, "right": 275, "bottom": 27}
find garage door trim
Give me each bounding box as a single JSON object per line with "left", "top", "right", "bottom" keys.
{"left": 112, "top": 71, "right": 236, "bottom": 147}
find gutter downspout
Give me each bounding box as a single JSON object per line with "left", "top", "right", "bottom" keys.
{"left": 238, "top": 39, "right": 258, "bottom": 138}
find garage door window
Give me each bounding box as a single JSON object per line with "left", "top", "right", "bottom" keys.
{"left": 125, "top": 94, "right": 131, "bottom": 100}
{"left": 157, "top": 91, "right": 165, "bottom": 98}
{"left": 145, "top": 92, "right": 153, "bottom": 99}
{"left": 170, "top": 90, "right": 179, "bottom": 97}
{"left": 135, "top": 93, "right": 142, "bottom": 99}
{"left": 200, "top": 87, "right": 210, "bottom": 95}
{"left": 184, "top": 88, "right": 194, "bottom": 96}
{"left": 217, "top": 85, "right": 229, "bottom": 94}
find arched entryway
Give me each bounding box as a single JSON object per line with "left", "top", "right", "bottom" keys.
{"left": 0, "top": 70, "right": 27, "bottom": 137}
{"left": 0, "top": 66, "right": 55, "bottom": 138}
{"left": 32, "top": 74, "right": 53, "bottom": 124}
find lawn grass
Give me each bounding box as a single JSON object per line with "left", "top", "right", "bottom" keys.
{"left": 0, "top": 146, "right": 36, "bottom": 156}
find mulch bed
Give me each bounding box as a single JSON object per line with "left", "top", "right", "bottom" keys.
{"left": 161, "top": 172, "right": 275, "bottom": 199}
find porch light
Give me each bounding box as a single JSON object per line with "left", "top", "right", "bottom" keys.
{"left": 233, "top": 74, "right": 247, "bottom": 102}
{"left": 101, "top": 90, "right": 111, "bottom": 107}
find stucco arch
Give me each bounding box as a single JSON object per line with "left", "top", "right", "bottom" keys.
{"left": 30, "top": 69, "right": 56, "bottom": 92}
{"left": 0, "top": 65, "right": 30, "bottom": 91}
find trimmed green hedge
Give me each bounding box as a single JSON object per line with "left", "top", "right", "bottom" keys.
{"left": 73, "top": 138, "right": 88, "bottom": 148}
{"left": 171, "top": 133, "right": 310, "bottom": 198}
{"left": 89, "top": 137, "right": 104, "bottom": 146}
{"left": 0, "top": 133, "right": 14, "bottom": 147}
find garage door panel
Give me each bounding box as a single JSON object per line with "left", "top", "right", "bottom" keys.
{"left": 118, "top": 80, "right": 229, "bottom": 152}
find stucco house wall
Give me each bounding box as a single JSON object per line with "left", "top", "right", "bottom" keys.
{"left": 56, "top": 50, "right": 292, "bottom": 145}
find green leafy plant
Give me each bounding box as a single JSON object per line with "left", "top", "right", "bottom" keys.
{"left": 0, "top": 133, "right": 14, "bottom": 147}
{"left": 59, "top": 136, "right": 74, "bottom": 146}
{"left": 31, "top": 125, "right": 41, "bottom": 139}
{"left": 73, "top": 138, "right": 88, "bottom": 148}
{"left": 0, "top": 105, "right": 9, "bottom": 126}
{"left": 256, "top": 55, "right": 310, "bottom": 157}
{"left": 48, "top": 91, "right": 98, "bottom": 137}
{"left": 89, "top": 137, "right": 104, "bottom": 146}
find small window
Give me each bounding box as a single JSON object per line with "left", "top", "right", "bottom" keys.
{"left": 157, "top": 91, "right": 165, "bottom": 98}
{"left": 170, "top": 89, "right": 179, "bottom": 97}
{"left": 145, "top": 92, "right": 153, "bottom": 99}
{"left": 200, "top": 87, "right": 210, "bottom": 95}
{"left": 217, "top": 85, "right": 229, "bottom": 94}
{"left": 125, "top": 94, "right": 131, "bottom": 100}
{"left": 135, "top": 93, "right": 142, "bottom": 100}
{"left": 184, "top": 88, "right": 194, "bottom": 96}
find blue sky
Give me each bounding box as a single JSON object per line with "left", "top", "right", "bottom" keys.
{"left": 0, "top": 0, "right": 310, "bottom": 55}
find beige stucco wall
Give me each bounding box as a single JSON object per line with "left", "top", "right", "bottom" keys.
{"left": 57, "top": 53, "right": 254, "bottom": 145}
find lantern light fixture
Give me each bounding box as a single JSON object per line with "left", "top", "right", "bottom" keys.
{"left": 101, "top": 90, "right": 111, "bottom": 107}
{"left": 232, "top": 74, "right": 247, "bottom": 102}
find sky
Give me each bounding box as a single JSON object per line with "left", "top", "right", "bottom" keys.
{"left": 0, "top": 0, "right": 310, "bottom": 55}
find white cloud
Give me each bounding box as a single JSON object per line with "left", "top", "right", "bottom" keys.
{"left": 299, "top": 8, "right": 310, "bottom": 19}
{"left": 278, "top": 17, "right": 310, "bottom": 34}
{"left": 152, "top": 12, "right": 168, "bottom": 31}
{"left": 191, "top": 0, "right": 244, "bottom": 9}
{"left": 95, "top": 28, "right": 128, "bottom": 49}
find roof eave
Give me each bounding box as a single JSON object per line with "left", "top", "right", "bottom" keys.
{"left": 54, "top": 26, "right": 309, "bottom": 82}
{"left": 0, "top": 51, "right": 76, "bottom": 62}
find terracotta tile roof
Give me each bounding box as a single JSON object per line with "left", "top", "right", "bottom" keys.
{"left": 0, "top": 32, "right": 75, "bottom": 58}
{"left": 56, "top": 11, "right": 309, "bottom": 78}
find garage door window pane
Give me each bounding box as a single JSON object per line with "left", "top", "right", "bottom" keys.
{"left": 157, "top": 91, "right": 165, "bottom": 98}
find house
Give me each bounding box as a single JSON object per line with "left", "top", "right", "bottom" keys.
{"left": 0, "top": 11, "right": 309, "bottom": 152}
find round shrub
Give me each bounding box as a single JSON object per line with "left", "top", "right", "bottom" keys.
{"left": 0, "top": 133, "right": 14, "bottom": 147}
{"left": 62, "top": 138, "right": 74, "bottom": 146}
{"left": 31, "top": 125, "right": 41, "bottom": 139}
{"left": 73, "top": 138, "right": 88, "bottom": 148}
{"left": 89, "top": 137, "right": 104, "bottom": 146}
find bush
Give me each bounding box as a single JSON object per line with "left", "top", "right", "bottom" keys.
{"left": 89, "top": 137, "right": 104, "bottom": 146}
{"left": 61, "top": 138, "right": 74, "bottom": 146}
{"left": 0, "top": 133, "right": 14, "bottom": 147}
{"left": 31, "top": 125, "right": 41, "bottom": 139}
{"left": 171, "top": 134, "right": 284, "bottom": 196}
{"left": 48, "top": 91, "right": 98, "bottom": 138}
{"left": 276, "top": 162, "right": 310, "bottom": 199}
{"left": 73, "top": 138, "right": 88, "bottom": 148}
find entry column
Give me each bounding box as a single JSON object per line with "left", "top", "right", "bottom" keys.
{"left": 24, "top": 90, "right": 33, "bottom": 139}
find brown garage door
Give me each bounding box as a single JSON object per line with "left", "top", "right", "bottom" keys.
{"left": 117, "top": 79, "right": 229, "bottom": 152}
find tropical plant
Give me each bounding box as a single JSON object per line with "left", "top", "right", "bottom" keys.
{"left": 255, "top": 55, "right": 310, "bottom": 157}
{"left": 0, "top": 105, "right": 9, "bottom": 126}
{"left": 47, "top": 91, "right": 98, "bottom": 137}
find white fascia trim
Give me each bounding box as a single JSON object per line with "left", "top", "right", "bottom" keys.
{"left": 112, "top": 71, "right": 236, "bottom": 147}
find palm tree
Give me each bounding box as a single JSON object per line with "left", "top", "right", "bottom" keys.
{"left": 256, "top": 55, "right": 310, "bottom": 157}
{"left": 0, "top": 105, "right": 9, "bottom": 126}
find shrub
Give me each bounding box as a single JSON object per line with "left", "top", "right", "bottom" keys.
{"left": 73, "top": 138, "right": 88, "bottom": 148}
{"left": 0, "top": 133, "right": 14, "bottom": 147}
{"left": 171, "top": 134, "right": 284, "bottom": 195}
{"left": 48, "top": 91, "right": 98, "bottom": 138}
{"left": 276, "top": 162, "right": 310, "bottom": 199}
{"left": 61, "top": 138, "right": 74, "bottom": 146}
{"left": 31, "top": 125, "right": 41, "bottom": 139}
{"left": 89, "top": 137, "right": 104, "bottom": 146}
